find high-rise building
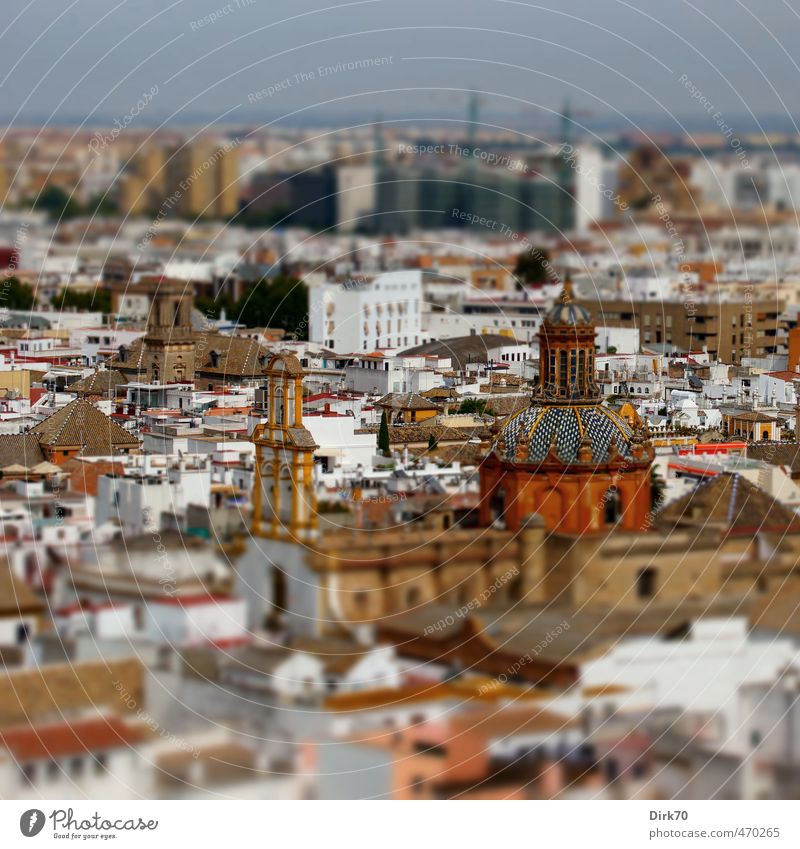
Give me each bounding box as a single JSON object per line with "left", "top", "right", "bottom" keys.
{"left": 158, "top": 139, "right": 240, "bottom": 219}
{"left": 575, "top": 294, "right": 784, "bottom": 362}
{"left": 215, "top": 143, "right": 240, "bottom": 218}
{"left": 119, "top": 145, "right": 166, "bottom": 215}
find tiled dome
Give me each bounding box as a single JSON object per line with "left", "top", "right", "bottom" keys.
{"left": 544, "top": 299, "right": 592, "bottom": 326}
{"left": 543, "top": 276, "right": 591, "bottom": 326}
{"left": 492, "top": 404, "right": 636, "bottom": 465}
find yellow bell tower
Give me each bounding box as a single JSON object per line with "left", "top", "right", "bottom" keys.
{"left": 252, "top": 353, "right": 318, "bottom": 541}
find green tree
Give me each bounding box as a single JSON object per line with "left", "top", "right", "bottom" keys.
{"left": 234, "top": 275, "right": 308, "bottom": 338}
{"left": 55, "top": 287, "right": 111, "bottom": 313}
{"left": 0, "top": 276, "right": 35, "bottom": 309}
{"left": 87, "top": 192, "right": 118, "bottom": 217}
{"left": 378, "top": 410, "right": 390, "bottom": 456}
{"left": 33, "top": 185, "right": 82, "bottom": 220}
{"left": 427, "top": 433, "right": 438, "bottom": 451}
{"left": 457, "top": 397, "right": 494, "bottom": 416}
{"left": 514, "top": 247, "right": 552, "bottom": 285}
{"left": 195, "top": 294, "right": 235, "bottom": 320}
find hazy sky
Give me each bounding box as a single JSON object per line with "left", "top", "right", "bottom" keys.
{"left": 2, "top": 0, "right": 800, "bottom": 134}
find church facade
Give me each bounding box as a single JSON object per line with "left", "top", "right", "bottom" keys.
{"left": 236, "top": 301, "right": 800, "bottom": 640}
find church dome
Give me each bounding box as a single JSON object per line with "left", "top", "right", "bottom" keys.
{"left": 492, "top": 403, "right": 637, "bottom": 465}
{"left": 543, "top": 275, "right": 591, "bottom": 327}
{"left": 544, "top": 299, "right": 592, "bottom": 326}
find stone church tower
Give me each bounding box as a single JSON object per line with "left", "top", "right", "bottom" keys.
{"left": 114, "top": 277, "right": 196, "bottom": 383}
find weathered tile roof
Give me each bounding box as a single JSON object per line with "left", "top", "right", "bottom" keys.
{"left": 657, "top": 472, "right": 800, "bottom": 534}
{"left": 375, "top": 392, "right": 442, "bottom": 411}
{"left": 30, "top": 399, "right": 139, "bottom": 455}
{"left": 0, "top": 433, "right": 45, "bottom": 469}
{"left": 420, "top": 387, "right": 459, "bottom": 400}
{"left": 111, "top": 331, "right": 273, "bottom": 381}
{"left": 68, "top": 369, "right": 128, "bottom": 396}
{"left": 287, "top": 427, "right": 319, "bottom": 450}
{"left": 357, "top": 423, "right": 491, "bottom": 445}
{"left": 197, "top": 333, "right": 272, "bottom": 378}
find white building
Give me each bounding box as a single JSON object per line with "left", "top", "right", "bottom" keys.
{"left": 582, "top": 618, "right": 800, "bottom": 761}
{"left": 309, "top": 270, "right": 422, "bottom": 353}
{"left": 0, "top": 715, "right": 146, "bottom": 800}
{"left": 144, "top": 594, "right": 247, "bottom": 647}
{"left": 336, "top": 165, "right": 377, "bottom": 232}
{"left": 304, "top": 413, "right": 377, "bottom": 474}
{"left": 343, "top": 352, "right": 442, "bottom": 395}
{"left": 96, "top": 462, "right": 212, "bottom": 534}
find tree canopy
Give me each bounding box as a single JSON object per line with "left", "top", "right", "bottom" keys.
{"left": 33, "top": 185, "right": 83, "bottom": 220}
{"left": 54, "top": 287, "right": 111, "bottom": 313}
{"left": 234, "top": 275, "right": 308, "bottom": 339}
{"left": 0, "top": 276, "right": 35, "bottom": 309}
{"left": 514, "top": 247, "right": 553, "bottom": 285}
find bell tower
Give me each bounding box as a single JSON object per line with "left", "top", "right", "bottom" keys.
{"left": 252, "top": 353, "right": 318, "bottom": 541}
{"left": 535, "top": 276, "right": 599, "bottom": 403}
{"left": 122, "top": 276, "right": 196, "bottom": 384}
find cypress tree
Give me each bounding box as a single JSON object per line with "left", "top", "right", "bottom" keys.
{"left": 378, "top": 410, "right": 390, "bottom": 456}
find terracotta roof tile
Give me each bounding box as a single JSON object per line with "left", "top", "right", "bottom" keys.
{"left": 68, "top": 369, "right": 128, "bottom": 397}
{"left": 0, "top": 433, "right": 45, "bottom": 468}
{"left": 375, "top": 392, "right": 442, "bottom": 412}
{"left": 30, "top": 399, "right": 139, "bottom": 455}
{"left": 0, "top": 716, "right": 142, "bottom": 760}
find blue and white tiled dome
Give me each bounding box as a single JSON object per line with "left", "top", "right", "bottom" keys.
{"left": 492, "top": 404, "right": 636, "bottom": 464}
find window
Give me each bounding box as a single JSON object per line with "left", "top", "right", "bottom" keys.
{"left": 406, "top": 587, "right": 422, "bottom": 607}
{"left": 603, "top": 487, "right": 621, "bottom": 524}
{"left": 637, "top": 567, "right": 656, "bottom": 598}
